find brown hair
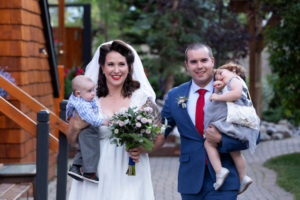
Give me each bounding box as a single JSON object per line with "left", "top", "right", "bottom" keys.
{"left": 97, "top": 40, "right": 140, "bottom": 98}
{"left": 217, "top": 62, "right": 247, "bottom": 82}
{"left": 185, "top": 43, "right": 213, "bottom": 62}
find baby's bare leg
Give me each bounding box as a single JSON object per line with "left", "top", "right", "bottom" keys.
{"left": 230, "top": 151, "right": 246, "bottom": 182}
{"left": 204, "top": 140, "right": 222, "bottom": 176}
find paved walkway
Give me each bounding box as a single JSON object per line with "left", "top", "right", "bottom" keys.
{"left": 48, "top": 135, "right": 300, "bottom": 200}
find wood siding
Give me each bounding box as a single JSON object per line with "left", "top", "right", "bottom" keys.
{"left": 0, "top": 0, "right": 56, "bottom": 180}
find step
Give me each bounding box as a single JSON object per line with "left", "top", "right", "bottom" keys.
{"left": 149, "top": 142, "right": 180, "bottom": 157}
{"left": 0, "top": 183, "right": 30, "bottom": 200}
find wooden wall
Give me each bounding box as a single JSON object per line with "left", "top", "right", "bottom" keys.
{"left": 0, "top": 0, "right": 56, "bottom": 180}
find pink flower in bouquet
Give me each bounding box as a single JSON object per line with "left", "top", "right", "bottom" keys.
{"left": 141, "top": 117, "right": 148, "bottom": 124}
{"left": 146, "top": 129, "right": 151, "bottom": 134}
{"left": 147, "top": 119, "right": 152, "bottom": 124}
{"left": 114, "top": 129, "right": 119, "bottom": 134}
{"left": 136, "top": 115, "right": 142, "bottom": 120}
{"left": 140, "top": 129, "right": 145, "bottom": 133}
{"left": 148, "top": 107, "right": 153, "bottom": 113}
{"left": 136, "top": 122, "right": 142, "bottom": 128}
{"left": 119, "top": 121, "right": 125, "bottom": 127}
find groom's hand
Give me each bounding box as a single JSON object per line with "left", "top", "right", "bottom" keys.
{"left": 205, "top": 125, "right": 222, "bottom": 144}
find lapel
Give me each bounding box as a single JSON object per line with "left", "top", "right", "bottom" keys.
{"left": 178, "top": 80, "right": 204, "bottom": 141}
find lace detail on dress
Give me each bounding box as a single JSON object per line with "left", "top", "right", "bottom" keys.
{"left": 129, "top": 89, "right": 149, "bottom": 110}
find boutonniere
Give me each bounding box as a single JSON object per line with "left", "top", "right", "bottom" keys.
{"left": 176, "top": 95, "right": 188, "bottom": 108}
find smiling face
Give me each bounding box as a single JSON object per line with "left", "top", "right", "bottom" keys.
{"left": 185, "top": 47, "right": 214, "bottom": 88}
{"left": 215, "top": 68, "right": 236, "bottom": 85}
{"left": 101, "top": 51, "right": 129, "bottom": 88}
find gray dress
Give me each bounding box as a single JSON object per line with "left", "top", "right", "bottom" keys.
{"left": 204, "top": 76, "right": 260, "bottom": 154}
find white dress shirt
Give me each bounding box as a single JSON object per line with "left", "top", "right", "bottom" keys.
{"left": 186, "top": 78, "right": 214, "bottom": 125}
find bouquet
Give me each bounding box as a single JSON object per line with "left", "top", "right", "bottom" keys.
{"left": 109, "top": 106, "right": 169, "bottom": 176}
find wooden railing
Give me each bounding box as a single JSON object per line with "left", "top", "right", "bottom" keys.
{"left": 0, "top": 75, "right": 68, "bottom": 154}
{"left": 0, "top": 96, "right": 59, "bottom": 153}
{"left": 0, "top": 67, "right": 69, "bottom": 200}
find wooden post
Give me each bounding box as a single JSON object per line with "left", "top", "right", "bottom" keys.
{"left": 54, "top": 65, "right": 65, "bottom": 137}
{"left": 56, "top": 100, "right": 69, "bottom": 200}
{"left": 58, "top": 0, "right": 65, "bottom": 65}
{"left": 248, "top": 1, "right": 258, "bottom": 113}
{"left": 36, "top": 110, "right": 50, "bottom": 200}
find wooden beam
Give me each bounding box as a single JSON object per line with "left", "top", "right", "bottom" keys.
{"left": 0, "top": 96, "right": 58, "bottom": 154}
{"left": 229, "top": 0, "right": 248, "bottom": 13}
{"left": 0, "top": 75, "right": 67, "bottom": 134}
{"left": 58, "top": 0, "right": 65, "bottom": 65}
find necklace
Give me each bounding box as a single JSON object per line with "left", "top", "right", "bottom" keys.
{"left": 108, "top": 93, "right": 122, "bottom": 100}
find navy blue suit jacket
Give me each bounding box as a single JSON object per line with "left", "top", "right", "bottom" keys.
{"left": 161, "top": 80, "right": 260, "bottom": 194}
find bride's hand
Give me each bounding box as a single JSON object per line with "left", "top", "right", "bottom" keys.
{"left": 126, "top": 147, "right": 141, "bottom": 163}
{"left": 66, "top": 110, "right": 90, "bottom": 145}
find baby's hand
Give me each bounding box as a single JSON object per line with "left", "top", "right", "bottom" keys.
{"left": 101, "top": 119, "right": 110, "bottom": 126}
{"left": 213, "top": 81, "right": 225, "bottom": 89}
{"left": 209, "top": 93, "right": 219, "bottom": 102}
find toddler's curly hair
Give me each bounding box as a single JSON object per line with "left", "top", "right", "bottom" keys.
{"left": 216, "top": 62, "right": 247, "bottom": 82}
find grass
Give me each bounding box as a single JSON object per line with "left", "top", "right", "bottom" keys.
{"left": 264, "top": 153, "right": 300, "bottom": 200}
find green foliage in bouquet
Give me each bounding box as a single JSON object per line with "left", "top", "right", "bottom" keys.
{"left": 64, "top": 67, "right": 84, "bottom": 99}
{"left": 109, "top": 106, "right": 170, "bottom": 175}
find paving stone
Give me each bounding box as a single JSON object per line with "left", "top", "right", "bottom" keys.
{"left": 47, "top": 136, "right": 300, "bottom": 199}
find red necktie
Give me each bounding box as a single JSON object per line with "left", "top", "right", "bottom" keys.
{"left": 196, "top": 89, "right": 207, "bottom": 165}
{"left": 196, "top": 89, "right": 206, "bottom": 137}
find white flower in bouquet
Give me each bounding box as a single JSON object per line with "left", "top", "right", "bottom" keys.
{"left": 119, "top": 121, "right": 125, "bottom": 127}
{"left": 136, "top": 122, "right": 142, "bottom": 128}
{"left": 141, "top": 117, "right": 148, "bottom": 124}
{"left": 109, "top": 107, "right": 170, "bottom": 176}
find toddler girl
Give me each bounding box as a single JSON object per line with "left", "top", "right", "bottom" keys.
{"left": 204, "top": 62, "right": 260, "bottom": 194}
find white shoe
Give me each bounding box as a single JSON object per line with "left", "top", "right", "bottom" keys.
{"left": 238, "top": 175, "right": 252, "bottom": 195}
{"left": 213, "top": 167, "right": 230, "bottom": 190}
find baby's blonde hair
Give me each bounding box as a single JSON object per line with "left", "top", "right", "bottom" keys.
{"left": 216, "top": 62, "right": 247, "bottom": 82}
{"left": 72, "top": 75, "right": 94, "bottom": 94}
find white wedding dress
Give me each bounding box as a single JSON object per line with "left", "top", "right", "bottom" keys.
{"left": 68, "top": 89, "right": 155, "bottom": 200}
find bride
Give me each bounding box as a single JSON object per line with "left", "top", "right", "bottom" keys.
{"left": 67, "top": 40, "right": 165, "bottom": 200}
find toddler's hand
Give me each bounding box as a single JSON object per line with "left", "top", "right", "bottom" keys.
{"left": 213, "top": 81, "right": 225, "bottom": 89}
{"left": 209, "top": 93, "right": 219, "bottom": 102}
{"left": 101, "top": 119, "right": 110, "bottom": 126}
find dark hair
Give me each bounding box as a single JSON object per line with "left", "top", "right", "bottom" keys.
{"left": 217, "top": 62, "right": 247, "bottom": 82}
{"left": 97, "top": 40, "right": 140, "bottom": 98}
{"left": 185, "top": 43, "right": 213, "bottom": 62}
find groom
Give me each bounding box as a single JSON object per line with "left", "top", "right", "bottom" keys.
{"left": 161, "top": 43, "right": 260, "bottom": 199}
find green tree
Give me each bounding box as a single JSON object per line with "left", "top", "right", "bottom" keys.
{"left": 120, "top": 0, "right": 250, "bottom": 95}
{"left": 260, "top": 0, "right": 300, "bottom": 125}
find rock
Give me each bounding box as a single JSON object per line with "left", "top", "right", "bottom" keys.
{"left": 261, "top": 121, "right": 269, "bottom": 126}
{"left": 260, "top": 125, "right": 266, "bottom": 133}
{"left": 260, "top": 133, "right": 271, "bottom": 141}
{"left": 278, "top": 131, "right": 292, "bottom": 138}
{"left": 272, "top": 133, "right": 284, "bottom": 140}
{"left": 275, "top": 125, "right": 292, "bottom": 137}
{"left": 266, "top": 127, "right": 277, "bottom": 135}
{"left": 278, "top": 119, "right": 289, "bottom": 126}
{"left": 265, "top": 122, "right": 276, "bottom": 127}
